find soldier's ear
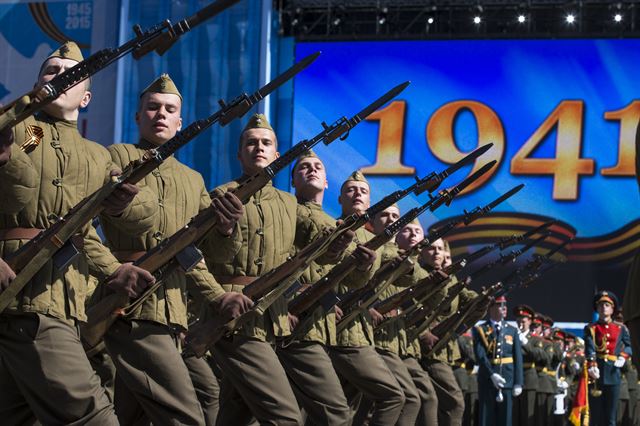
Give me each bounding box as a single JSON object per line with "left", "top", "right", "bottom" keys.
{"left": 177, "top": 117, "right": 182, "bottom": 132}
{"left": 135, "top": 112, "right": 140, "bottom": 125}
{"left": 79, "top": 90, "right": 91, "bottom": 109}
{"left": 275, "top": 151, "right": 280, "bottom": 159}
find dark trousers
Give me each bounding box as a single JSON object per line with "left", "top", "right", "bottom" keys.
{"left": 478, "top": 383, "right": 512, "bottom": 426}
{"left": 589, "top": 384, "right": 620, "bottom": 426}
{"left": 513, "top": 389, "right": 536, "bottom": 426}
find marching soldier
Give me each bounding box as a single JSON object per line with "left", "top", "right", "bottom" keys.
{"left": 395, "top": 221, "right": 440, "bottom": 426}
{"left": 327, "top": 171, "right": 406, "bottom": 426}
{"left": 585, "top": 290, "right": 632, "bottom": 426}
{"left": 201, "top": 115, "right": 362, "bottom": 425}
{"left": 366, "top": 210, "right": 422, "bottom": 425}
{"left": 472, "top": 295, "right": 523, "bottom": 426}
{"left": 0, "top": 41, "right": 154, "bottom": 424}
{"left": 457, "top": 330, "right": 479, "bottom": 426}
{"left": 419, "top": 238, "right": 475, "bottom": 426}
{"left": 95, "top": 74, "right": 251, "bottom": 425}
{"left": 513, "top": 304, "right": 546, "bottom": 426}
{"left": 275, "top": 149, "right": 356, "bottom": 425}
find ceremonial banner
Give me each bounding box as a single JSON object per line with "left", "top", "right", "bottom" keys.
{"left": 293, "top": 40, "right": 640, "bottom": 320}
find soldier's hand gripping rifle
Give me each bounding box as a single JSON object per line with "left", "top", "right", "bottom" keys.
{"left": 80, "top": 81, "right": 410, "bottom": 350}
{"left": 330, "top": 144, "right": 495, "bottom": 318}
{"left": 287, "top": 160, "right": 497, "bottom": 336}
{"left": 358, "top": 213, "right": 482, "bottom": 333}
{"left": 0, "top": 0, "right": 241, "bottom": 131}
{"left": 389, "top": 184, "right": 525, "bottom": 324}
{"left": 0, "top": 52, "right": 320, "bottom": 315}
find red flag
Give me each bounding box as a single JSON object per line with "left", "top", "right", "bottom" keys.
{"left": 569, "top": 362, "right": 589, "bottom": 426}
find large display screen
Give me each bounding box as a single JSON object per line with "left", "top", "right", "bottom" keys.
{"left": 293, "top": 40, "right": 640, "bottom": 320}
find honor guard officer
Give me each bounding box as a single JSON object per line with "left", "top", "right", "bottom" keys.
{"left": 0, "top": 41, "right": 153, "bottom": 425}
{"left": 585, "top": 290, "right": 632, "bottom": 426}
{"left": 473, "top": 295, "right": 523, "bottom": 426}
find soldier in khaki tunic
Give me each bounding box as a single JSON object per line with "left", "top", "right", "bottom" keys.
{"left": 327, "top": 171, "right": 406, "bottom": 426}
{"left": 419, "top": 238, "right": 477, "bottom": 426}
{"left": 95, "top": 74, "right": 249, "bottom": 425}
{"left": 201, "top": 114, "right": 348, "bottom": 425}
{"left": 361, "top": 208, "right": 421, "bottom": 426}
{"left": 535, "top": 314, "right": 558, "bottom": 426}
{"left": 394, "top": 221, "right": 441, "bottom": 426}
{"left": 275, "top": 149, "right": 355, "bottom": 425}
{"left": 0, "top": 42, "right": 156, "bottom": 425}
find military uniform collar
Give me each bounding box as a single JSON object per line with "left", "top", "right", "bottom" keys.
{"left": 35, "top": 111, "right": 78, "bottom": 128}
{"left": 300, "top": 200, "right": 323, "bottom": 210}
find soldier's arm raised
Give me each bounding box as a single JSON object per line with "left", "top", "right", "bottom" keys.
{"left": 99, "top": 144, "right": 159, "bottom": 233}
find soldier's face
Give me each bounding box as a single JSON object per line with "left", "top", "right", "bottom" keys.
{"left": 372, "top": 206, "right": 400, "bottom": 235}
{"left": 292, "top": 157, "right": 328, "bottom": 194}
{"left": 136, "top": 92, "right": 182, "bottom": 146}
{"left": 443, "top": 251, "right": 452, "bottom": 268}
{"left": 238, "top": 128, "right": 279, "bottom": 175}
{"left": 517, "top": 316, "right": 531, "bottom": 331}
{"left": 597, "top": 301, "right": 614, "bottom": 319}
{"left": 38, "top": 57, "right": 91, "bottom": 118}
{"left": 489, "top": 302, "right": 507, "bottom": 321}
{"left": 396, "top": 223, "right": 424, "bottom": 250}
{"left": 420, "top": 238, "right": 445, "bottom": 269}
{"left": 339, "top": 181, "right": 371, "bottom": 215}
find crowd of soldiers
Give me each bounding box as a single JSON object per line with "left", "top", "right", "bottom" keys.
{"left": 0, "top": 41, "right": 636, "bottom": 426}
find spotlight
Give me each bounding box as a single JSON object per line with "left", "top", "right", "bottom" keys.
{"left": 473, "top": 16, "right": 481, "bottom": 25}
{"left": 377, "top": 7, "right": 388, "bottom": 25}
{"left": 427, "top": 16, "right": 434, "bottom": 25}
{"left": 517, "top": 14, "right": 526, "bottom": 24}
{"left": 614, "top": 13, "right": 623, "bottom": 23}
{"left": 332, "top": 17, "right": 341, "bottom": 27}
{"left": 565, "top": 14, "right": 575, "bottom": 24}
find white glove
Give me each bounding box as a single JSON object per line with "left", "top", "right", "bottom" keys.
{"left": 491, "top": 373, "right": 507, "bottom": 388}
{"left": 513, "top": 385, "right": 523, "bottom": 396}
{"left": 471, "top": 365, "right": 479, "bottom": 374}
{"left": 519, "top": 333, "right": 528, "bottom": 346}
{"left": 614, "top": 356, "right": 626, "bottom": 368}
{"left": 571, "top": 361, "right": 580, "bottom": 372}
{"left": 557, "top": 379, "right": 569, "bottom": 390}
{"left": 588, "top": 366, "right": 600, "bottom": 379}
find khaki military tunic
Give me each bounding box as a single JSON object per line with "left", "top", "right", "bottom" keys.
{"left": 0, "top": 113, "right": 134, "bottom": 425}
{"left": 0, "top": 114, "right": 144, "bottom": 320}
{"left": 97, "top": 141, "right": 225, "bottom": 328}
{"left": 201, "top": 179, "right": 304, "bottom": 425}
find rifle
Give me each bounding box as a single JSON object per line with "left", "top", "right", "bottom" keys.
{"left": 500, "top": 238, "right": 571, "bottom": 286}
{"left": 424, "top": 281, "right": 504, "bottom": 357}
{"left": 0, "top": 51, "right": 319, "bottom": 315}
{"left": 185, "top": 226, "right": 345, "bottom": 357}
{"left": 288, "top": 160, "right": 497, "bottom": 321}
{"left": 80, "top": 81, "right": 410, "bottom": 350}
{"left": 0, "top": 0, "right": 240, "bottom": 131}
{"left": 470, "top": 232, "right": 549, "bottom": 280}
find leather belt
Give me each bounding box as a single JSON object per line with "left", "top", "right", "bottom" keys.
{"left": 113, "top": 251, "right": 147, "bottom": 263}
{"left": 597, "top": 354, "right": 618, "bottom": 362}
{"left": 215, "top": 275, "right": 258, "bottom": 286}
{"left": 524, "top": 362, "right": 536, "bottom": 369}
{"left": 491, "top": 357, "right": 513, "bottom": 365}
{"left": 0, "top": 228, "right": 43, "bottom": 241}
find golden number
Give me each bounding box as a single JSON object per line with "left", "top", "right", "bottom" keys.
{"left": 361, "top": 101, "right": 415, "bottom": 175}
{"left": 511, "top": 101, "right": 594, "bottom": 200}
{"left": 601, "top": 101, "right": 640, "bottom": 176}
{"left": 426, "top": 101, "right": 504, "bottom": 195}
